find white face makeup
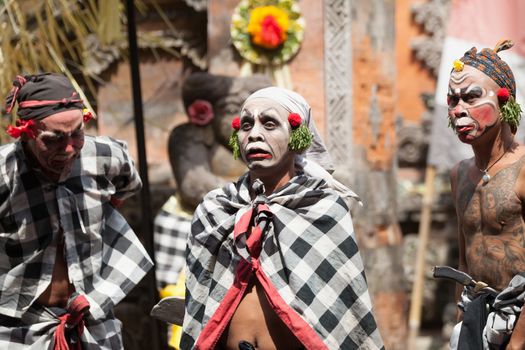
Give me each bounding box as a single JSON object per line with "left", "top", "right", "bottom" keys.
{"left": 447, "top": 65, "right": 501, "bottom": 143}
{"left": 238, "top": 98, "right": 295, "bottom": 175}
{"left": 26, "top": 109, "right": 85, "bottom": 181}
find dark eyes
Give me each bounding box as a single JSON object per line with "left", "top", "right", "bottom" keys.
{"left": 240, "top": 117, "right": 278, "bottom": 131}
{"left": 41, "top": 130, "right": 84, "bottom": 145}
{"left": 447, "top": 92, "right": 482, "bottom": 107}
{"left": 447, "top": 94, "right": 459, "bottom": 107}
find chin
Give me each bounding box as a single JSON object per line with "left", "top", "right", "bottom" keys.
{"left": 457, "top": 136, "right": 472, "bottom": 144}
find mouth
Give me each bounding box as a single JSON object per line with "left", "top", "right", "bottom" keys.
{"left": 453, "top": 117, "right": 477, "bottom": 135}
{"left": 455, "top": 124, "right": 475, "bottom": 134}
{"left": 246, "top": 147, "right": 272, "bottom": 160}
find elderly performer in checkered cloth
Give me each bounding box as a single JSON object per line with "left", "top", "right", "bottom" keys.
{"left": 181, "top": 87, "right": 384, "bottom": 350}
{"left": 448, "top": 40, "right": 525, "bottom": 349}
{"left": 0, "top": 73, "right": 153, "bottom": 349}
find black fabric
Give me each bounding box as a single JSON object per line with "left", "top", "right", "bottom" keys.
{"left": 7, "top": 73, "right": 84, "bottom": 120}
{"left": 458, "top": 293, "right": 494, "bottom": 350}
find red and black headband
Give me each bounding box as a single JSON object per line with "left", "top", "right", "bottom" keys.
{"left": 5, "top": 73, "right": 84, "bottom": 121}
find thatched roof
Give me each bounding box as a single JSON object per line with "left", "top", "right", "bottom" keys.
{"left": 0, "top": 0, "right": 206, "bottom": 127}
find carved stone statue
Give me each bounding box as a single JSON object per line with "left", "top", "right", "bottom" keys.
{"left": 169, "top": 72, "right": 272, "bottom": 211}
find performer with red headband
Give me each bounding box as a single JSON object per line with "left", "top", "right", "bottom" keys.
{"left": 181, "top": 86, "right": 384, "bottom": 349}
{"left": 448, "top": 40, "right": 525, "bottom": 349}
{"left": 0, "top": 73, "right": 152, "bottom": 349}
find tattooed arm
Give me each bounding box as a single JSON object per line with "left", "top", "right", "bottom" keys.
{"left": 507, "top": 161, "right": 525, "bottom": 350}
{"left": 451, "top": 163, "right": 467, "bottom": 321}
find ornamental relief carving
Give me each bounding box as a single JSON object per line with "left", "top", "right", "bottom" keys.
{"left": 410, "top": 0, "right": 450, "bottom": 76}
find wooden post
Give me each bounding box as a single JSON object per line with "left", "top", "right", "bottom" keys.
{"left": 407, "top": 165, "right": 436, "bottom": 349}
{"left": 125, "top": 1, "right": 162, "bottom": 348}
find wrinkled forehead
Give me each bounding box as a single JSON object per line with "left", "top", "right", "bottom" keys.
{"left": 241, "top": 97, "right": 289, "bottom": 120}
{"left": 449, "top": 65, "right": 500, "bottom": 91}
{"left": 242, "top": 86, "right": 310, "bottom": 121}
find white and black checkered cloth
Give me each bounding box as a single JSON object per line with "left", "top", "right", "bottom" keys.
{"left": 182, "top": 173, "right": 384, "bottom": 349}
{"left": 0, "top": 302, "right": 123, "bottom": 349}
{"left": 154, "top": 195, "right": 192, "bottom": 288}
{"left": 0, "top": 136, "right": 153, "bottom": 348}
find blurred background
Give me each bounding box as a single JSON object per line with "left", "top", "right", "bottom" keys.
{"left": 0, "top": 0, "right": 523, "bottom": 349}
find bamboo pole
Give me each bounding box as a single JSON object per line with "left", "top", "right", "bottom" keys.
{"left": 407, "top": 165, "right": 436, "bottom": 349}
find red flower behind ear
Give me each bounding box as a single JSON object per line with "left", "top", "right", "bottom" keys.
{"left": 288, "top": 113, "right": 302, "bottom": 128}
{"left": 6, "top": 119, "right": 35, "bottom": 139}
{"left": 497, "top": 88, "right": 510, "bottom": 103}
{"left": 232, "top": 116, "right": 241, "bottom": 130}
{"left": 188, "top": 99, "right": 214, "bottom": 126}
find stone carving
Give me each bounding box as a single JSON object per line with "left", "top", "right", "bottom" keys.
{"left": 410, "top": 0, "right": 451, "bottom": 76}
{"left": 183, "top": 0, "right": 207, "bottom": 12}
{"left": 84, "top": 3, "right": 208, "bottom": 74}
{"left": 323, "top": 0, "right": 353, "bottom": 178}
{"left": 397, "top": 93, "right": 434, "bottom": 167}
{"left": 169, "top": 72, "right": 272, "bottom": 210}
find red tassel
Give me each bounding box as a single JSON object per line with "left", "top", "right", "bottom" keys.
{"left": 6, "top": 120, "right": 35, "bottom": 139}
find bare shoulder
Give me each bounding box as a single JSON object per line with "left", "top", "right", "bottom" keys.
{"left": 450, "top": 158, "right": 473, "bottom": 197}
{"left": 512, "top": 144, "right": 525, "bottom": 199}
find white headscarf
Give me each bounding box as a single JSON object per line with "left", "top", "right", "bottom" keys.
{"left": 242, "top": 86, "right": 361, "bottom": 204}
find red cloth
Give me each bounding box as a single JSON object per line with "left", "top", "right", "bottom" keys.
{"left": 53, "top": 295, "right": 90, "bottom": 350}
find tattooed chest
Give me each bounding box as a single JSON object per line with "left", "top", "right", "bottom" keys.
{"left": 458, "top": 169, "right": 524, "bottom": 235}
{"left": 460, "top": 189, "right": 522, "bottom": 234}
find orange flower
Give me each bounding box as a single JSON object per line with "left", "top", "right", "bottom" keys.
{"left": 247, "top": 6, "right": 289, "bottom": 49}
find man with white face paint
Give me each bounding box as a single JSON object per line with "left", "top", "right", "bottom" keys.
{"left": 447, "top": 40, "right": 525, "bottom": 349}
{"left": 182, "top": 87, "right": 384, "bottom": 350}
{"left": 0, "top": 73, "right": 152, "bottom": 349}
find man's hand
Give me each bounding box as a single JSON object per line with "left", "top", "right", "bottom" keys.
{"left": 110, "top": 197, "right": 123, "bottom": 207}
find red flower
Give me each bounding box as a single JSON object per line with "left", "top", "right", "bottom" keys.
{"left": 260, "top": 15, "right": 284, "bottom": 48}
{"left": 497, "top": 87, "right": 510, "bottom": 102}
{"left": 83, "top": 110, "right": 94, "bottom": 123}
{"left": 188, "top": 99, "right": 214, "bottom": 126}
{"left": 6, "top": 119, "right": 35, "bottom": 139}
{"left": 231, "top": 116, "right": 241, "bottom": 130}
{"left": 288, "top": 113, "right": 302, "bottom": 128}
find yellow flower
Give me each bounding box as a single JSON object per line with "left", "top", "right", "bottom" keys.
{"left": 453, "top": 59, "right": 464, "bottom": 72}
{"left": 247, "top": 5, "right": 289, "bottom": 49}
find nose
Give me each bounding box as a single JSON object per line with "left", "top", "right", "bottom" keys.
{"left": 247, "top": 122, "right": 264, "bottom": 142}
{"left": 63, "top": 136, "right": 79, "bottom": 153}
{"left": 452, "top": 104, "right": 468, "bottom": 118}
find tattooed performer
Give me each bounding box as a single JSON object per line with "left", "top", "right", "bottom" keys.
{"left": 0, "top": 73, "right": 153, "bottom": 349}
{"left": 448, "top": 40, "right": 525, "bottom": 349}
{"left": 181, "top": 87, "right": 384, "bottom": 350}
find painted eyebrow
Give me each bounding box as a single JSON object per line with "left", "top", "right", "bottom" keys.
{"left": 40, "top": 120, "right": 84, "bottom": 137}
{"left": 447, "top": 85, "right": 483, "bottom": 96}
{"left": 463, "top": 86, "right": 483, "bottom": 95}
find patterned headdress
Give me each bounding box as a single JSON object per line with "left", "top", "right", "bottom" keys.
{"left": 452, "top": 39, "right": 522, "bottom": 132}
{"left": 459, "top": 39, "right": 516, "bottom": 98}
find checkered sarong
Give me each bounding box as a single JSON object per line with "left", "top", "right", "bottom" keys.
{"left": 0, "top": 300, "right": 122, "bottom": 349}
{"left": 154, "top": 195, "right": 192, "bottom": 288}
{"left": 182, "top": 173, "right": 384, "bottom": 349}
{"left": 0, "top": 136, "right": 153, "bottom": 345}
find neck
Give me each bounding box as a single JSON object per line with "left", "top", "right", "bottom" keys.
{"left": 249, "top": 164, "right": 295, "bottom": 197}
{"left": 472, "top": 124, "right": 514, "bottom": 170}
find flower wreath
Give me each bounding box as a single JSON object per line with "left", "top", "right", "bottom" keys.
{"left": 230, "top": 0, "right": 305, "bottom": 65}
{"left": 228, "top": 113, "right": 312, "bottom": 159}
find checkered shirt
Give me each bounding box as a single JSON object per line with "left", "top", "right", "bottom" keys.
{"left": 0, "top": 136, "right": 153, "bottom": 322}
{"left": 154, "top": 195, "right": 192, "bottom": 288}
{"left": 182, "top": 173, "right": 384, "bottom": 349}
